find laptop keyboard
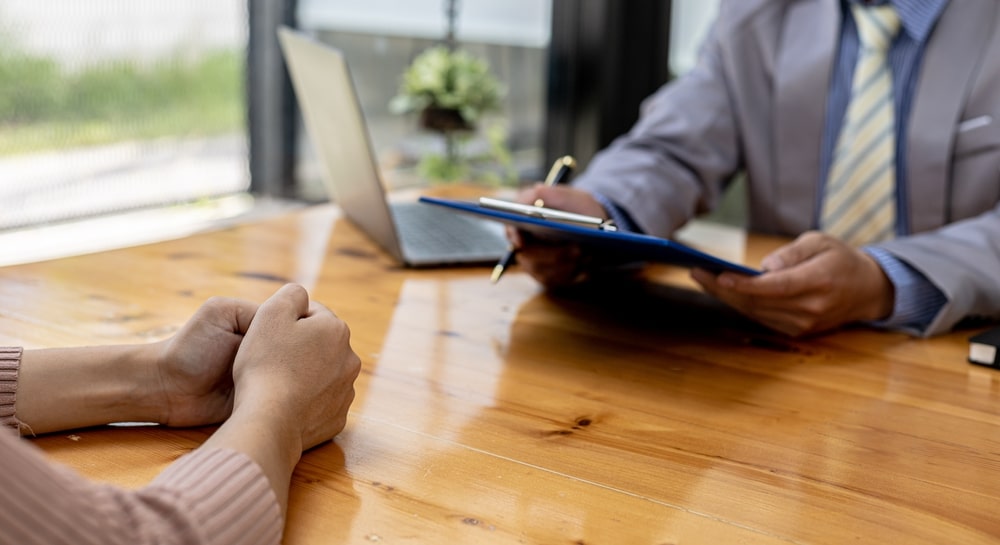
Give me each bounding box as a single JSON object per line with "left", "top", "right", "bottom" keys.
{"left": 390, "top": 201, "right": 507, "bottom": 258}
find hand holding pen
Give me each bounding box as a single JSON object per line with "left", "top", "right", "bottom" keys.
{"left": 490, "top": 155, "right": 577, "bottom": 284}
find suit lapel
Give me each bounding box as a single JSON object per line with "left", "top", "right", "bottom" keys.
{"left": 773, "top": 0, "right": 840, "bottom": 234}
{"left": 906, "top": 0, "right": 996, "bottom": 234}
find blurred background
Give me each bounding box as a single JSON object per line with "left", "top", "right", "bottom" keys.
{"left": 0, "top": 0, "right": 720, "bottom": 265}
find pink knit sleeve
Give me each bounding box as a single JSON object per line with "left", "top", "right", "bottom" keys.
{"left": 0, "top": 346, "right": 24, "bottom": 430}
{"left": 0, "top": 432, "right": 283, "bottom": 545}
{"left": 0, "top": 346, "right": 283, "bottom": 544}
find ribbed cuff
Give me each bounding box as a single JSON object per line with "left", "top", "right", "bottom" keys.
{"left": 0, "top": 347, "right": 23, "bottom": 431}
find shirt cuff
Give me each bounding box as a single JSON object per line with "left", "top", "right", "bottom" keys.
{"left": 590, "top": 191, "right": 642, "bottom": 233}
{"left": 863, "top": 247, "right": 947, "bottom": 333}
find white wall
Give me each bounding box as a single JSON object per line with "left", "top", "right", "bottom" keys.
{"left": 669, "top": 0, "right": 720, "bottom": 75}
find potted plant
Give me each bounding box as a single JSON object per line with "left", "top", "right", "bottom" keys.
{"left": 389, "top": 46, "right": 515, "bottom": 185}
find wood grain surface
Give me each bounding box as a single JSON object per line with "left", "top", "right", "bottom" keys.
{"left": 1, "top": 204, "right": 997, "bottom": 544}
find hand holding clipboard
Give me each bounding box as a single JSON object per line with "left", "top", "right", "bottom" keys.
{"left": 419, "top": 195, "right": 760, "bottom": 278}
{"left": 490, "top": 156, "right": 578, "bottom": 283}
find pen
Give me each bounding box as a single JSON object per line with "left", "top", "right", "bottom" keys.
{"left": 533, "top": 155, "right": 577, "bottom": 207}
{"left": 490, "top": 155, "right": 577, "bottom": 284}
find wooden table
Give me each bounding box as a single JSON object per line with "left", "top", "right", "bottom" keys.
{"left": 1, "top": 204, "right": 998, "bottom": 544}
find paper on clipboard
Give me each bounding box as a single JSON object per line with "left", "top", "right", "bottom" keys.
{"left": 418, "top": 196, "right": 760, "bottom": 276}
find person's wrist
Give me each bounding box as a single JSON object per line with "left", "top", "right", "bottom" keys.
{"left": 860, "top": 251, "right": 895, "bottom": 322}
{"left": 232, "top": 381, "right": 304, "bottom": 467}
{"left": 13, "top": 344, "right": 165, "bottom": 433}
{"left": 121, "top": 342, "right": 169, "bottom": 424}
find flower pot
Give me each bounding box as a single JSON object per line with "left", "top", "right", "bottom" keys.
{"left": 419, "top": 106, "right": 473, "bottom": 133}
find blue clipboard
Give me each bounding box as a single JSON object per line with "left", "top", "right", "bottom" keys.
{"left": 419, "top": 196, "right": 760, "bottom": 276}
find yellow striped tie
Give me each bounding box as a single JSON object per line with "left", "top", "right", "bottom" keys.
{"left": 821, "top": 4, "right": 901, "bottom": 246}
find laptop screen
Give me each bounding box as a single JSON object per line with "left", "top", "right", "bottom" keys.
{"left": 277, "top": 26, "right": 406, "bottom": 263}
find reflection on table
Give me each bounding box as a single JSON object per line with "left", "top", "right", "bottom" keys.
{"left": 0, "top": 204, "right": 997, "bottom": 544}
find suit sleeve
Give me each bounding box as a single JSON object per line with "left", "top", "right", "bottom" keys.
{"left": 571, "top": 16, "right": 743, "bottom": 238}
{"left": 876, "top": 204, "right": 1000, "bottom": 336}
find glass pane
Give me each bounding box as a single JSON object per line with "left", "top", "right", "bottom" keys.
{"left": 295, "top": 0, "right": 552, "bottom": 201}
{"left": 0, "top": 0, "right": 249, "bottom": 231}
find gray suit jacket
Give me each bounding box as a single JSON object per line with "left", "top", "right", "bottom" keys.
{"left": 573, "top": 0, "right": 1000, "bottom": 336}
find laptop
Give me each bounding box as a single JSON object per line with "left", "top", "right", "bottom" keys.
{"left": 276, "top": 27, "right": 509, "bottom": 267}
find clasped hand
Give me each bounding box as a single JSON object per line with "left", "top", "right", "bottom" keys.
{"left": 155, "top": 284, "right": 360, "bottom": 447}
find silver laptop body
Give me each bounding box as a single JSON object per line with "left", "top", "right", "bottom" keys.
{"left": 277, "top": 27, "right": 508, "bottom": 267}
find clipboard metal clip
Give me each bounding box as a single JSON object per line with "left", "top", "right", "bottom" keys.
{"left": 478, "top": 197, "right": 617, "bottom": 231}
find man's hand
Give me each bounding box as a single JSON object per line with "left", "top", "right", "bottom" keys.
{"left": 507, "top": 184, "right": 608, "bottom": 287}
{"left": 690, "top": 231, "right": 895, "bottom": 336}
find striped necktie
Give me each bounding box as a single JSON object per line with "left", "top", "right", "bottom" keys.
{"left": 820, "top": 3, "right": 901, "bottom": 246}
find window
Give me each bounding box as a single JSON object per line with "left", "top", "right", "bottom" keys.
{"left": 293, "top": 0, "right": 553, "bottom": 200}
{"left": 0, "top": 0, "right": 250, "bottom": 232}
